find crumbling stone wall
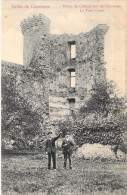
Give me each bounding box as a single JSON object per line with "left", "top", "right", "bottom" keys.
{"left": 21, "top": 14, "right": 50, "bottom": 67}
{"left": 49, "top": 24, "right": 109, "bottom": 124}
{"left": 2, "top": 14, "right": 109, "bottom": 133}
{"left": 21, "top": 15, "right": 51, "bottom": 127}
{"left": 2, "top": 61, "right": 49, "bottom": 133}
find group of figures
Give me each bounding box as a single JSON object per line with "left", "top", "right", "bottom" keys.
{"left": 45, "top": 132, "right": 74, "bottom": 170}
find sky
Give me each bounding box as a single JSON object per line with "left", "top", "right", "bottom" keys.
{"left": 1, "top": 0, "right": 127, "bottom": 95}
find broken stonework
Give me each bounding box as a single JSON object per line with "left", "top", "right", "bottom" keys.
{"left": 2, "top": 14, "right": 109, "bottom": 133}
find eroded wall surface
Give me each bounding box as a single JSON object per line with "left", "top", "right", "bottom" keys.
{"left": 2, "top": 14, "right": 109, "bottom": 132}
{"left": 49, "top": 24, "right": 108, "bottom": 126}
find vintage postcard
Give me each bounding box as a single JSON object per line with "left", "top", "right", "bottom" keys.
{"left": 1, "top": 0, "right": 127, "bottom": 194}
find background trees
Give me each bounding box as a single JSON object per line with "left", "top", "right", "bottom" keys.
{"left": 2, "top": 67, "right": 127, "bottom": 153}
{"left": 74, "top": 81, "right": 127, "bottom": 151}
{"left": 2, "top": 70, "right": 45, "bottom": 151}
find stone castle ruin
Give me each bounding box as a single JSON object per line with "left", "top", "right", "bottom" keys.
{"left": 2, "top": 14, "right": 109, "bottom": 134}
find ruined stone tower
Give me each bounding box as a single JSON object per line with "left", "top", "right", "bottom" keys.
{"left": 20, "top": 14, "right": 51, "bottom": 130}
{"left": 2, "top": 14, "right": 109, "bottom": 133}
{"left": 21, "top": 14, "right": 50, "bottom": 67}
{"left": 20, "top": 14, "right": 109, "bottom": 131}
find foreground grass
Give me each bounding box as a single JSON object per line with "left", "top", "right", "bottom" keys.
{"left": 2, "top": 153, "right": 127, "bottom": 195}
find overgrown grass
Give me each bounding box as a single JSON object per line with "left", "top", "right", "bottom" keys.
{"left": 2, "top": 153, "right": 127, "bottom": 195}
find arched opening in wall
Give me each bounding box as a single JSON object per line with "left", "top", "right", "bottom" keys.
{"left": 67, "top": 98, "right": 75, "bottom": 115}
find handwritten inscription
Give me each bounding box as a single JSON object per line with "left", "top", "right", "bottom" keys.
{"left": 11, "top": 4, "right": 121, "bottom": 12}
{"left": 11, "top": 5, "right": 50, "bottom": 8}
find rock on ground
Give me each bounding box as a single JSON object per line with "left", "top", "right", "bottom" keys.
{"left": 76, "top": 143, "right": 127, "bottom": 161}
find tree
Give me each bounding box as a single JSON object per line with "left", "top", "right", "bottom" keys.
{"left": 2, "top": 69, "right": 44, "bottom": 151}
{"left": 74, "top": 81, "right": 127, "bottom": 147}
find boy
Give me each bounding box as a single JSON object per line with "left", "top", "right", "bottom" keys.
{"left": 62, "top": 134, "right": 74, "bottom": 169}
{"left": 45, "top": 131, "right": 61, "bottom": 170}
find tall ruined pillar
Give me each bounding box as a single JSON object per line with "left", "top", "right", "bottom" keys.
{"left": 20, "top": 14, "right": 51, "bottom": 132}
{"left": 93, "top": 24, "right": 109, "bottom": 83}
{"left": 21, "top": 14, "right": 50, "bottom": 67}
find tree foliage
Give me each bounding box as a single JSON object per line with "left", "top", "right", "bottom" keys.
{"left": 2, "top": 71, "right": 44, "bottom": 151}
{"left": 74, "top": 81, "right": 127, "bottom": 149}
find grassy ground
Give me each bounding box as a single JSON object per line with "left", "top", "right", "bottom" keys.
{"left": 1, "top": 153, "right": 127, "bottom": 195}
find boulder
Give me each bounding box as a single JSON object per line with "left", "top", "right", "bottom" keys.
{"left": 76, "top": 143, "right": 126, "bottom": 161}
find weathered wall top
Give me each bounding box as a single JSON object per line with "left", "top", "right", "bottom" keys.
{"left": 2, "top": 15, "right": 110, "bottom": 134}
{"left": 91, "top": 24, "right": 109, "bottom": 35}
{"left": 1, "top": 60, "right": 24, "bottom": 69}
{"left": 20, "top": 14, "right": 50, "bottom": 34}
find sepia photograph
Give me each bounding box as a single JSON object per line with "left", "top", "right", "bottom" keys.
{"left": 1, "top": 1, "right": 127, "bottom": 194}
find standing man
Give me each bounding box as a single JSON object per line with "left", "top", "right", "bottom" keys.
{"left": 62, "top": 134, "right": 75, "bottom": 170}
{"left": 45, "top": 131, "right": 61, "bottom": 170}
{"left": 111, "top": 144, "right": 119, "bottom": 159}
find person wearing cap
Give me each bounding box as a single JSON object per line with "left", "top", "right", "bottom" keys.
{"left": 45, "top": 131, "right": 61, "bottom": 170}
{"left": 62, "top": 134, "right": 74, "bottom": 170}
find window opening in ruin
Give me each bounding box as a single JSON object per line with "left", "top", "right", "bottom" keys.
{"left": 68, "top": 41, "right": 76, "bottom": 59}
{"left": 71, "top": 44, "right": 76, "bottom": 59}
{"left": 68, "top": 98, "right": 75, "bottom": 114}
{"left": 70, "top": 70, "right": 75, "bottom": 88}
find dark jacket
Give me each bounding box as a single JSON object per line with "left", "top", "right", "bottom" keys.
{"left": 62, "top": 139, "right": 74, "bottom": 155}
{"left": 45, "top": 134, "right": 60, "bottom": 153}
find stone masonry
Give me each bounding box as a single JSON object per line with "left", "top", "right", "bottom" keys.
{"left": 2, "top": 14, "right": 109, "bottom": 133}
